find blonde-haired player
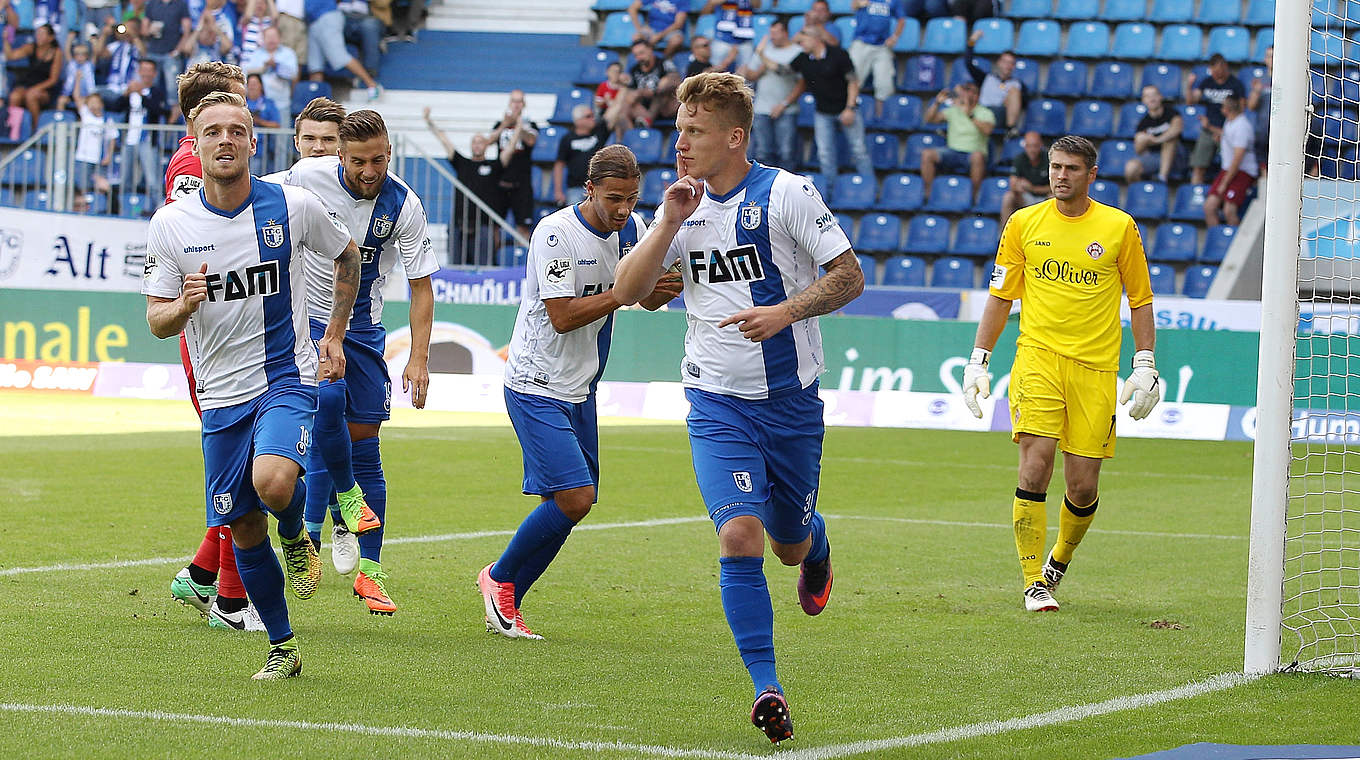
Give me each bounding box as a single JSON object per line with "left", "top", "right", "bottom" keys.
{"left": 961, "top": 134, "right": 1159, "bottom": 612}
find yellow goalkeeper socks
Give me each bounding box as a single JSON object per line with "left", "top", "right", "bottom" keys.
{"left": 1052, "top": 494, "right": 1099, "bottom": 566}
{"left": 1013, "top": 488, "right": 1047, "bottom": 587}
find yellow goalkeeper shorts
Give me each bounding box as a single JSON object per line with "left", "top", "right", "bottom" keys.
{"left": 1008, "top": 344, "right": 1118, "bottom": 459}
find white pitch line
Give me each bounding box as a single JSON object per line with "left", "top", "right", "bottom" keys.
{"left": 0, "top": 703, "right": 762, "bottom": 760}
{"left": 777, "top": 672, "right": 1262, "bottom": 760}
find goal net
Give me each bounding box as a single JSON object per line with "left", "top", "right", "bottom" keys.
{"left": 1247, "top": 0, "right": 1360, "bottom": 674}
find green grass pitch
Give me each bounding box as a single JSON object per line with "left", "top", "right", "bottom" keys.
{"left": 0, "top": 394, "right": 1356, "bottom": 759}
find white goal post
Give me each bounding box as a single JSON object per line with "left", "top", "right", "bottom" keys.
{"left": 1246, "top": 0, "right": 1360, "bottom": 674}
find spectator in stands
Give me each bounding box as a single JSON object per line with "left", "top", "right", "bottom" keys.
{"left": 384, "top": 0, "right": 425, "bottom": 43}
{"left": 800, "top": 0, "right": 840, "bottom": 47}
{"left": 965, "top": 30, "right": 1022, "bottom": 136}
{"left": 4, "top": 24, "right": 64, "bottom": 140}
{"left": 1124, "top": 84, "right": 1183, "bottom": 184}
{"left": 82, "top": 0, "right": 123, "bottom": 34}
{"left": 94, "top": 16, "right": 145, "bottom": 107}
{"left": 1187, "top": 53, "right": 1246, "bottom": 186}
{"left": 122, "top": 0, "right": 149, "bottom": 25}
{"left": 703, "top": 0, "right": 757, "bottom": 73}
{"left": 627, "top": 0, "right": 689, "bottom": 59}
{"left": 1203, "top": 94, "right": 1256, "bottom": 228}
{"left": 743, "top": 18, "right": 798, "bottom": 169}
{"left": 921, "top": 80, "right": 993, "bottom": 203}
{"left": 336, "top": 0, "right": 383, "bottom": 83}
{"left": 948, "top": 0, "right": 996, "bottom": 25}
{"left": 1247, "top": 45, "right": 1271, "bottom": 177}
{"left": 624, "top": 37, "right": 680, "bottom": 128}
{"left": 274, "top": 0, "right": 307, "bottom": 67}
{"left": 111, "top": 57, "right": 169, "bottom": 199}
{"left": 903, "top": 0, "right": 948, "bottom": 19}
{"left": 683, "top": 34, "right": 717, "bottom": 78}
{"left": 72, "top": 88, "right": 116, "bottom": 195}
{"left": 185, "top": 5, "right": 233, "bottom": 67}
{"left": 848, "top": 0, "right": 906, "bottom": 121}
{"left": 493, "top": 88, "right": 539, "bottom": 239}
{"left": 306, "top": 0, "right": 383, "bottom": 100}
{"left": 235, "top": 0, "right": 274, "bottom": 62}
{"left": 244, "top": 72, "right": 279, "bottom": 125}
{"left": 788, "top": 28, "right": 874, "bottom": 179}
{"left": 1001, "top": 130, "right": 1048, "bottom": 227}
{"left": 141, "top": 0, "right": 192, "bottom": 95}
{"left": 425, "top": 107, "right": 508, "bottom": 265}
{"left": 554, "top": 103, "right": 611, "bottom": 206}
{"left": 33, "top": 0, "right": 63, "bottom": 36}
{"left": 242, "top": 25, "right": 297, "bottom": 121}
{"left": 595, "top": 60, "right": 630, "bottom": 136}
{"left": 56, "top": 40, "right": 96, "bottom": 112}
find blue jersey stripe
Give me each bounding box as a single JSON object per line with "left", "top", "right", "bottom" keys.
{"left": 586, "top": 215, "right": 636, "bottom": 394}
{"left": 251, "top": 179, "right": 300, "bottom": 387}
{"left": 736, "top": 165, "right": 798, "bottom": 395}
{"left": 351, "top": 171, "right": 409, "bottom": 330}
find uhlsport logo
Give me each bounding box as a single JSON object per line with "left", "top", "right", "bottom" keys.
{"left": 372, "top": 213, "right": 393, "bottom": 238}
{"left": 212, "top": 492, "right": 234, "bottom": 515}
{"left": 0, "top": 229, "right": 20, "bottom": 280}
{"left": 740, "top": 204, "right": 762, "bottom": 230}
{"left": 261, "top": 219, "right": 285, "bottom": 248}
{"left": 733, "top": 471, "right": 753, "bottom": 493}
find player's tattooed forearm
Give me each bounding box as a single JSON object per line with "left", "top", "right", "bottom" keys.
{"left": 331, "top": 245, "right": 361, "bottom": 324}
{"left": 784, "top": 252, "right": 864, "bottom": 323}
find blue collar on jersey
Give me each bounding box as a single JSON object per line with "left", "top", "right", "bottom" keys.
{"left": 199, "top": 176, "right": 258, "bottom": 219}
{"left": 572, "top": 203, "right": 614, "bottom": 240}
{"left": 706, "top": 161, "right": 771, "bottom": 204}
{"left": 336, "top": 160, "right": 388, "bottom": 201}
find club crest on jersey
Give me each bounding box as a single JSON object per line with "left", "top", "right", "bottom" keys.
{"left": 372, "top": 213, "right": 393, "bottom": 239}
{"left": 1087, "top": 241, "right": 1105, "bottom": 260}
{"left": 261, "top": 220, "right": 285, "bottom": 248}
{"left": 733, "top": 472, "right": 753, "bottom": 493}
{"left": 212, "top": 493, "right": 234, "bottom": 515}
{"left": 740, "top": 204, "right": 762, "bottom": 230}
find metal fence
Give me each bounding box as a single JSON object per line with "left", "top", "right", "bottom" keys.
{"left": 0, "top": 120, "right": 524, "bottom": 268}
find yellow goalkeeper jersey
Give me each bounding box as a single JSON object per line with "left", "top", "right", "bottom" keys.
{"left": 987, "top": 198, "right": 1153, "bottom": 371}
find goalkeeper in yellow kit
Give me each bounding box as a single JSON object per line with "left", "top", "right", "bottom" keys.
{"left": 961, "top": 135, "right": 1160, "bottom": 612}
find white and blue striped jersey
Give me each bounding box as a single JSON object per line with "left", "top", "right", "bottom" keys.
{"left": 143, "top": 178, "right": 354, "bottom": 409}
{"left": 505, "top": 205, "right": 645, "bottom": 404}
{"left": 651, "top": 163, "right": 852, "bottom": 400}
{"left": 284, "top": 156, "right": 438, "bottom": 330}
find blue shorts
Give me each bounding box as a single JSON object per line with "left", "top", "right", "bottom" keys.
{"left": 200, "top": 384, "right": 317, "bottom": 527}
{"left": 938, "top": 147, "right": 974, "bottom": 175}
{"left": 504, "top": 387, "right": 600, "bottom": 499}
{"left": 311, "top": 320, "right": 391, "bottom": 425}
{"left": 685, "top": 384, "right": 824, "bottom": 545}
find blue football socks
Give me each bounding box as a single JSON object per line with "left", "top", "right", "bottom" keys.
{"left": 491, "top": 499, "right": 576, "bottom": 597}
{"left": 232, "top": 536, "right": 291, "bottom": 642}
{"left": 719, "top": 555, "right": 781, "bottom": 697}
{"left": 804, "top": 512, "right": 830, "bottom": 567}
{"left": 270, "top": 478, "right": 306, "bottom": 543}
{"left": 314, "top": 379, "right": 355, "bottom": 493}
{"left": 353, "top": 436, "right": 386, "bottom": 562}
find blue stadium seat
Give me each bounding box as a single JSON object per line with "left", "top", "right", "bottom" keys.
{"left": 639, "top": 167, "right": 676, "bottom": 207}
{"left": 1024, "top": 99, "right": 1067, "bottom": 135}
{"left": 1053, "top": 0, "right": 1098, "bottom": 19}
{"left": 856, "top": 253, "right": 880, "bottom": 285}
{"left": 1089, "top": 179, "right": 1121, "bottom": 206}
{"left": 531, "top": 125, "right": 564, "bottom": 163}
{"left": 950, "top": 217, "right": 999, "bottom": 257}
{"left": 1148, "top": 0, "right": 1192, "bottom": 23}
{"left": 1, "top": 148, "right": 43, "bottom": 187}
{"left": 902, "top": 133, "right": 945, "bottom": 171}
{"left": 1012, "top": 57, "right": 1041, "bottom": 93}
{"left": 834, "top": 16, "right": 858, "bottom": 47}
{"left": 931, "top": 257, "right": 976, "bottom": 288}
{"left": 1114, "top": 101, "right": 1147, "bottom": 138}
{"left": 1207, "top": 25, "right": 1251, "bottom": 62}
{"left": 1091, "top": 61, "right": 1135, "bottom": 99}
{"left": 1201, "top": 224, "right": 1236, "bottom": 263}
{"left": 1254, "top": 28, "right": 1274, "bottom": 62}
{"left": 832, "top": 173, "right": 877, "bottom": 210}
{"left": 876, "top": 94, "right": 922, "bottom": 132}
{"left": 693, "top": 13, "right": 717, "bottom": 41}
{"left": 1311, "top": 29, "right": 1345, "bottom": 66}
{"left": 1181, "top": 264, "right": 1217, "bottom": 298}
{"left": 973, "top": 177, "right": 1009, "bottom": 215}
{"left": 867, "top": 132, "right": 900, "bottom": 170}
{"left": 0, "top": 187, "right": 14, "bottom": 207}
{"left": 751, "top": 14, "right": 776, "bottom": 45}
{"left": 119, "top": 193, "right": 151, "bottom": 218}
{"left": 1111, "top": 22, "right": 1156, "bottom": 60}
{"left": 658, "top": 130, "right": 678, "bottom": 167}
{"left": 1007, "top": 0, "right": 1051, "bottom": 16}
{"left": 621, "top": 127, "right": 664, "bottom": 164}
{"left": 576, "top": 49, "right": 618, "bottom": 86}
{"left": 899, "top": 55, "right": 945, "bottom": 93}
{"left": 993, "top": 135, "right": 1024, "bottom": 172}
{"left": 36, "top": 109, "right": 74, "bottom": 129}
{"left": 921, "top": 16, "right": 966, "bottom": 53}
{"left": 1159, "top": 25, "right": 1203, "bottom": 61}
{"left": 1044, "top": 60, "right": 1088, "bottom": 98}
{"left": 1177, "top": 104, "right": 1203, "bottom": 141}
{"left": 1063, "top": 22, "right": 1110, "bottom": 58}
{"left": 1151, "top": 223, "right": 1197, "bottom": 262}
{"left": 775, "top": 0, "right": 811, "bottom": 13}
{"left": 880, "top": 173, "right": 925, "bottom": 211}
{"left": 882, "top": 255, "right": 927, "bottom": 287}
{"left": 892, "top": 17, "right": 923, "bottom": 53}
{"left": 592, "top": 0, "right": 632, "bottom": 9}
{"left": 971, "top": 18, "right": 1014, "bottom": 55}
{"left": 531, "top": 166, "right": 551, "bottom": 203}
{"left": 1244, "top": 0, "right": 1275, "bottom": 26}
{"left": 1141, "top": 63, "right": 1182, "bottom": 99}
{"left": 1070, "top": 100, "right": 1114, "bottom": 138}
{"left": 22, "top": 190, "right": 50, "bottom": 211}
{"left": 1125, "top": 181, "right": 1170, "bottom": 220}
{"left": 1319, "top": 107, "right": 1358, "bottom": 147}
{"left": 550, "top": 88, "right": 593, "bottom": 124}
{"left": 1096, "top": 140, "right": 1136, "bottom": 178}
{"left": 948, "top": 55, "right": 981, "bottom": 88}
{"left": 1147, "top": 263, "right": 1176, "bottom": 295}
{"left": 857, "top": 214, "right": 902, "bottom": 253}
{"left": 290, "top": 80, "right": 331, "bottom": 116}
{"left": 1015, "top": 19, "right": 1060, "bottom": 58}
{"left": 796, "top": 92, "right": 817, "bottom": 128}
{"left": 497, "top": 245, "right": 528, "bottom": 268}
{"left": 925, "top": 175, "right": 972, "bottom": 213}
{"left": 1238, "top": 62, "right": 1269, "bottom": 93}
{"left": 1102, "top": 0, "right": 1147, "bottom": 21}
{"left": 1196, "top": 0, "right": 1240, "bottom": 24}
{"left": 599, "top": 12, "right": 638, "bottom": 48}
{"left": 904, "top": 214, "right": 950, "bottom": 254}
{"left": 1170, "top": 184, "right": 1210, "bottom": 220}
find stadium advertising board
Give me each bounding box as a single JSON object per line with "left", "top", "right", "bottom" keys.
{"left": 0, "top": 209, "right": 148, "bottom": 293}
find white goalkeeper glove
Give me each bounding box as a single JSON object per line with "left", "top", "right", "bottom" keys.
{"left": 962, "top": 347, "right": 991, "bottom": 419}
{"left": 1119, "top": 349, "right": 1160, "bottom": 420}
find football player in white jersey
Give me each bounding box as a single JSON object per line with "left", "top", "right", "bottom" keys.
{"left": 143, "top": 91, "right": 364, "bottom": 680}
{"left": 477, "top": 144, "right": 681, "bottom": 640}
{"left": 283, "top": 108, "right": 438, "bottom": 616}
{"left": 614, "top": 72, "right": 864, "bottom": 743}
